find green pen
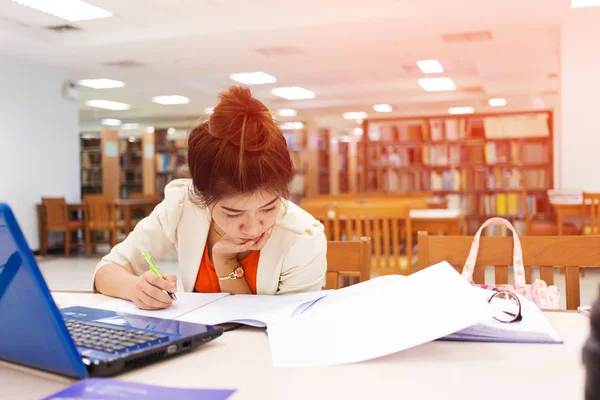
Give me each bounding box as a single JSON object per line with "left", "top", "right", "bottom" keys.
{"left": 141, "top": 251, "right": 177, "bottom": 301}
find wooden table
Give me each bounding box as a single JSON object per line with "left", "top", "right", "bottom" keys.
{"left": 0, "top": 293, "right": 589, "bottom": 400}
{"left": 37, "top": 199, "right": 160, "bottom": 255}
{"left": 410, "top": 209, "right": 466, "bottom": 236}
{"left": 553, "top": 202, "right": 589, "bottom": 235}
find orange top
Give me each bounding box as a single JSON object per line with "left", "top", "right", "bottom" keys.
{"left": 194, "top": 244, "right": 260, "bottom": 294}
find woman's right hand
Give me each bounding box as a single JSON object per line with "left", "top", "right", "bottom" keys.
{"left": 132, "top": 271, "right": 177, "bottom": 310}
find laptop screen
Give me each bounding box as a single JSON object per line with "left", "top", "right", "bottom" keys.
{"left": 0, "top": 203, "right": 87, "bottom": 378}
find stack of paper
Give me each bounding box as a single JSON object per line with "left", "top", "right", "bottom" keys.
{"left": 444, "top": 288, "right": 563, "bottom": 344}
{"left": 267, "top": 262, "right": 491, "bottom": 367}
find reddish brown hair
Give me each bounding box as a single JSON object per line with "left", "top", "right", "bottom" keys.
{"left": 187, "top": 86, "right": 294, "bottom": 207}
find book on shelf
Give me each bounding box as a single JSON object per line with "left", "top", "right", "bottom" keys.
{"left": 155, "top": 152, "right": 175, "bottom": 172}
{"left": 483, "top": 114, "right": 550, "bottom": 139}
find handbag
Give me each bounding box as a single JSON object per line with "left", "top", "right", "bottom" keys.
{"left": 462, "top": 217, "right": 560, "bottom": 309}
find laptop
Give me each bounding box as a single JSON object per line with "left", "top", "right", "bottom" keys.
{"left": 0, "top": 203, "right": 223, "bottom": 378}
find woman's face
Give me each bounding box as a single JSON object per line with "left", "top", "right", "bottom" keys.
{"left": 211, "top": 191, "right": 280, "bottom": 245}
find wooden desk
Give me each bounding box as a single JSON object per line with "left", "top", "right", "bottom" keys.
{"left": 411, "top": 209, "right": 466, "bottom": 235}
{"left": 552, "top": 202, "right": 587, "bottom": 235}
{"left": 0, "top": 293, "right": 589, "bottom": 400}
{"left": 113, "top": 199, "right": 160, "bottom": 234}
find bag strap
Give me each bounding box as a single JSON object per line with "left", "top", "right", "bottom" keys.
{"left": 461, "top": 217, "right": 526, "bottom": 288}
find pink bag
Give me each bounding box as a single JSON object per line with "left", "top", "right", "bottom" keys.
{"left": 462, "top": 217, "right": 560, "bottom": 310}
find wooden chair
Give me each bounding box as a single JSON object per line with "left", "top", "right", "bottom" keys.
{"left": 582, "top": 193, "right": 600, "bottom": 235}
{"left": 41, "top": 197, "right": 85, "bottom": 257}
{"left": 300, "top": 203, "right": 335, "bottom": 240}
{"left": 84, "top": 195, "right": 122, "bottom": 256}
{"left": 325, "top": 238, "right": 371, "bottom": 289}
{"left": 417, "top": 231, "right": 600, "bottom": 310}
{"left": 335, "top": 203, "right": 412, "bottom": 275}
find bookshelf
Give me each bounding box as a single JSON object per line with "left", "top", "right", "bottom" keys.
{"left": 80, "top": 136, "right": 102, "bottom": 196}
{"left": 119, "top": 138, "right": 143, "bottom": 199}
{"left": 361, "top": 110, "right": 554, "bottom": 233}
{"left": 317, "top": 128, "right": 331, "bottom": 195}
{"left": 154, "top": 129, "right": 176, "bottom": 197}
{"left": 281, "top": 124, "right": 308, "bottom": 204}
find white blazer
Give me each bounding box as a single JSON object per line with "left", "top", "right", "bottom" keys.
{"left": 94, "top": 179, "right": 327, "bottom": 295}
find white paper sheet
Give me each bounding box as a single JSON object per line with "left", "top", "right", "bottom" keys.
{"left": 267, "top": 262, "right": 490, "bottom": 367}
{"left": 409, "top": 209, "right": 463, "bottom": 219}
{"left": 96, "top": 293, "right": 229, "bottom": 320}
{"left": 177, "top": 291, "right": 331, "bottom": 327}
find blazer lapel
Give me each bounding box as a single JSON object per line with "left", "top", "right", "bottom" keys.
{"left": 178, "top": 202, "right": 211, "bottom": 292}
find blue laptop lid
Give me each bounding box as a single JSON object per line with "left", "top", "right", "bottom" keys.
{"left": 0, "top": 203, "right": 87, "bottom": 378}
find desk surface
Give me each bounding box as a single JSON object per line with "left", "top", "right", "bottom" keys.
{"left": 0, "top": 293, "right": 589, "bottom": 400}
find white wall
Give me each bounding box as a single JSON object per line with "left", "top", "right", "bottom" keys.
{"left": 0, "top": 55, "right": 80, "bottom": 250}
{"left": 560, "top": 9, "right": 600, "bottom": 190}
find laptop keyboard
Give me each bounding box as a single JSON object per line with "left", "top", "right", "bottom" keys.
{"left": 64, "top": 319, "right": 169, "bottom": 353}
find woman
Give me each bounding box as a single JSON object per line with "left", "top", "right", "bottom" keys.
{"left": 93, "top": 86, "right": 327, "bottom": 310}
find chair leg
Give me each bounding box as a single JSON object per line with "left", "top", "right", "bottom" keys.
{"left": 64, "top": 230, "right": 71, "bottom": 258}
{"left": 84, "top": 227, "right": 91, "bottom": 257}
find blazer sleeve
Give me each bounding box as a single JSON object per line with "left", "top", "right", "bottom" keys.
{"left": 276, "top": 223, "right": 327, "bottom": 294}
{"left": 92, "top": 180, "right": 187, "bottom": 290}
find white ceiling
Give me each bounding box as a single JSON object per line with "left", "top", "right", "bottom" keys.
{"left": 0, "top": 0, "right": 591, "bottom": 132}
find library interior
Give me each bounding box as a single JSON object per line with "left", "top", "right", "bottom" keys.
{"left": 2, "top": 1, "right": 600, "bottom": 399}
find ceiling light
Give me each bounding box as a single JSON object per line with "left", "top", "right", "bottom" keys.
{"left": 417, "top": 60, "right": 444, "bottom": 74}
{"left": 489, "top": 98, "right": 507, "bottom": 107}
{"left": 271, "top": 87, "right": 316, "bottom": 100}
{"left": 418, "top": 78, "right": 456, "bottom": 92}
{"left": 279, "top": 122, "right": 304, "bottom": 130}
{"left": 85, "top": 100, "right": 131, "bottom": 111}
{"left": 152, "top": 95, "right": 190, "bottom": 105}
{"left": 277, "top": 108, "right": 297, "bottom": 117}
{"left": 373, "top": 104, "right": 392, "bottom": 113}
{"left": 353, "top": 128, "right": 364, "bottom": 136}
{"left": 121, "top": 123, "right": 140, "bottom": 130}
{"left": 100, "top": 118, "right": 121, "bottom": 126}
{"left": 204, "top": 107, "right": 214, "bottom": 115}
{"left": 128, "top": 136, "right": 136, "bottom": 143}
{"left": 571, "top": 0, "right": 600, "bottom": 8}
{"left": 344, "top": 112, "right": 368, "bottom": 120}
{"left": 229, "top": 72, "right": 276, "bottom": 85}
{"left": 78, "top": 79, "right": 124, "bottom": 89}
{"left": 144, "top": 126, "right": 155, "bottom": 134}
{"left": 449, "top": 107, "right": 474, "bottom": 115}
{"left": 12, "top": 0, "right": 112, "bottom": 21}
{"left": 167, "top": 128, "right": 176, "bottom": 135}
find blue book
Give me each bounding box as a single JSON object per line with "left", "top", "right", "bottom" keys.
{"left": 43, "top": 378, "right": 236, "bottom": 400}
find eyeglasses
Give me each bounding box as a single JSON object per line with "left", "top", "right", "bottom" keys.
{"left": 488, "top": 290, "right": 523, "bottom": 323}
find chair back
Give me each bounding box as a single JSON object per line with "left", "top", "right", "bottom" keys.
{"left": 84, "top": 195, "right": 115, "bottom": 230}
{"left": 583, "top": 193, "right": 600, "bottom": 234}
{"left": 336, "top": 203, "right": 412, "bottom": 275}
{"left": 326, "top": 238, "right": 371, "bottom": 289}
{"left": 417, "top": 231, "right": 600, "bottom": 310}
{"left": 41, "top": 197, "right": 68, "bottom": 230}
{"left": 300, "top": 203, "right": 335, "bottom": 240}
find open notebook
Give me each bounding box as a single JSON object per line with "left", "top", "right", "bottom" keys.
{"left": 97, "top": 290, "right": 330, "bottom": 328}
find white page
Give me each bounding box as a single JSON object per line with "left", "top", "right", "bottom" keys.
{"left": 267, "top": 262, "right": 490, "bottom": 368}
{"left": 96, "top": 293, "right": 229, "bottom": 320}
{"left": 448, "top": 288, "right": 562, "bottom": 343}
{"left": 177, "top": 291, "right": 330, "bottom": 327}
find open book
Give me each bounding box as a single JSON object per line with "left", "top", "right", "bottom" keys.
{"left": 97, "top": 290, "right": 330, "bottom": 328}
